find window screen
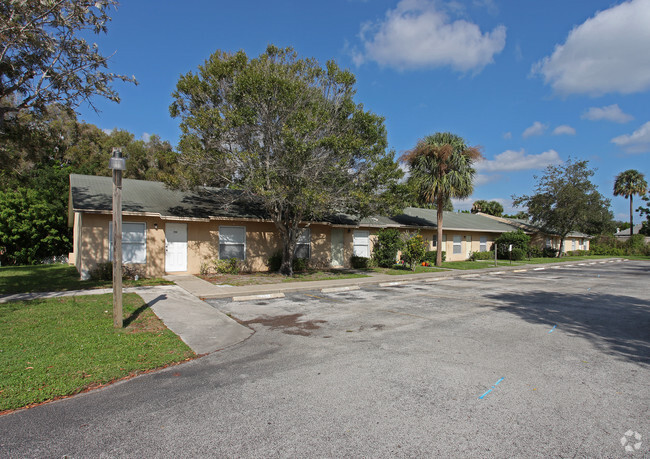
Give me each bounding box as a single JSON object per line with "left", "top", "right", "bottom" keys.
{"left": 109, "top": 222, "right": 146, "bottom": 264}
{"left": 219, "top": 226, "right": 246, "bottom": 260}
{"left": 353, "top": 230, "right": 370, "bottom": 258}
{"left": 453, "top": 235, "right": 462, "bottom": 254}
{"left": 295, "top": 228, "right": 311, "bottom": 259}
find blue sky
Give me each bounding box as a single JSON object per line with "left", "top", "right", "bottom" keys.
{"left": 78, "top": 0, "right": 650, "bottom": 222}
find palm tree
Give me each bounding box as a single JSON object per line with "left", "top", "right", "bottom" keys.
{"left": 401, "top": 132, "right": 483, "bottom": 266}
{"left": 613, "top": 169, "right": 648, "bottom": 235}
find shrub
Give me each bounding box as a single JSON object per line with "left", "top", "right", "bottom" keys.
{"left": 625, "top": 234, "right": 648, "bottom": 255}
{"left": 214, "top": 258, "right": 240, "bottom": 274}
{"left": 88, "top": 262, "right": 145, "bottom": 281}
{"left": 528, "top": 246, "right": 543, "bottom": 258}
{"left": 470, "top": 251, "right": 492, "bottom": 261}
{"left": 542, "top": 247, "right": 558, "bottom": 258}
{"left": 372, "top": 228, "right": 403, "bottom": 268}
{"left": 267, "top": 252, "right": 283, "bottom": 272}
{"left": 401, "top": 232, "right": 427, "bottom": 270}
{"left": 351, "top": 255, "right": 370, "bottom": 269}
{"left": 89, "top": 262, "right": 113, "bottom": 281}
{"left": 292, "top": 257, "right": 307, "bottom": 272}
{"left": 423, "top": 250, "right": 446, "bottom": 263}
{"left": 510, "top": 247, "right": 526, "bottom": 261}
{"left": 566, "top": 250, "right": 589, "bottom": 257}
{"left": 267, "top": 252, "right": 308, "bottom": 272}
{"left": 494, "top": 230, "right": 530, "bottom": 260}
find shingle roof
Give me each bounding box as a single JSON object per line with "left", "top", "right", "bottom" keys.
{"left": 359, "top": 207, "right": 520, "bottom": 233}
{"left": 69, "top": 174, "right": 268, "bottom": 220}
{"left": 614, "top": 224, "right": 643, "bottom": 236}
{"left": 68, "top": 174, "right": 519, "bottom": 232}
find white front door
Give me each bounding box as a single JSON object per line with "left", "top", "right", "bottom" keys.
{"left": 331, "top": 229, "right": 344, "bottom": 267}
{"left": 165, "top": 223, "right": 187, "bottom": 272}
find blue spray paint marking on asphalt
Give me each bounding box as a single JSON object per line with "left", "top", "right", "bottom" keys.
{"left": 549, "top": 325, "right": 557, "bottom": 333}
{"left": 478, "top": 389, "right": 492, "bottom": 399}
{"left": 478, "top": 377, "right": 505, "bottom": 399}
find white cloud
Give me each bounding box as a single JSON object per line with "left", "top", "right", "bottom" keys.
{"left": 611, "top": 121, "right": 650, "bottom": 153}
{"left": 355, "top": 0, "right": 506, "bottom": 72}
{"left": 476, "top": 149, "right": 562, "bottom": 172}
{"left": 502, "top": 131, "right": 512, "bottom": 139}
{"left": 582, "top": 104, "right": 634, "bottom": 123}
{"left": 474, "top": 173, "right": 501, "bottom": 186}
{"left": 141, "top": 132, "right": 151, "bottom": 142}
{"left": 451, "top": 197, "right": 474, "bottom": 211}
{"left": 102, "top": 128, "right": 116, "bottom": 135}
{"left": 552, "top": 125, "right": 576, "bottom": 136}
{"left": 522, "top": 121, "right": 547, "bottom": 138}
{"left": 532, "top": 0, "right": 650, "bottom": 96}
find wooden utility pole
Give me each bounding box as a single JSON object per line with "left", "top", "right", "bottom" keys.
{"left": 110, "top": 147, "right": 126, "bottom": 328}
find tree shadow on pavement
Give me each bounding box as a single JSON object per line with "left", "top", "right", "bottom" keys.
{"left": 484, "top": 290, "right": 650, "bottom": 367}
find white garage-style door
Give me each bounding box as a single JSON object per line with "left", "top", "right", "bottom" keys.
{"left": 165, "top": 223, "right": 187, "bottom": 272}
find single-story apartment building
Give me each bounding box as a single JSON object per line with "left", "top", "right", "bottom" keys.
{"left": 68, "top": 174, "right": 589, "bottom": 278}
{"left": 478, "top": 214, "right": 590, "bottom": 253}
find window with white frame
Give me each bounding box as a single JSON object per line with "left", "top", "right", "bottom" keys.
{"left": 219, "top": 226, "right": 246, "bottom": 260}
{"left": 572, "top": 239, "right": 576, "bottom": 251}
{"left": 442, "top": 234, "right": 447, "bottom": 252}
{"left": 480, "top": 236, "right": 487, "bottom": 252}
{"left": 109, "top": 222, "right": 146, "bottom": 264}
{"left": 545, "top": 238, "right": 552, "bottom": 248}
{"left": 453, "top": 235, "right": 462, "bottom": 254}
{"left": 295, "top": 228, "right": 311, "bottom": 259}
{"left": 353, "top": 230, "right": 370, "bottom": 258}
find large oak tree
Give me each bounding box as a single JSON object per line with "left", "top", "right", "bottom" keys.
{"left": 513, "top": 159, "right": 613, "bottom": 255}
{"left": 0, "top": 0, "right": 136, "bottom": 126}
{"left": 170, "top": 45, "right": 404, "bottom": 275}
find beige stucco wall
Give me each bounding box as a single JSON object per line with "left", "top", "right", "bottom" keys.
{"left": 75, "top": 211, "right": 591, "bottom": 277}
{"left": 72, "top": 213, "right": 355, "bottom": 277}
{"left": 74, "top": 213, "right": 170, "bottom": 278}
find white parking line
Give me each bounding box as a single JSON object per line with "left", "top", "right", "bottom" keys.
{"left": 513, "top": 269, "right": 527, "bottom": 272}
{"left": 232, "top": 293, "right": 285, "bottom": 302}
{"left": 379, "top": 281, "right": 410, "bottom": 287}
{"left": 321, "top": 286, "right": 360, "bottom": 293}
{"left": 533, "top": 267, "right": 545, "bottom": 271}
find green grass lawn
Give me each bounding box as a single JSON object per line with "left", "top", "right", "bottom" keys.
{"left": 0, "top": 293, "right": 195, "bottom": 412}
{"left": 0, "top": 264, "right": 172, "bottom": 295}
{"left": 201, "top": 269, "right": 370, "bottom": 286}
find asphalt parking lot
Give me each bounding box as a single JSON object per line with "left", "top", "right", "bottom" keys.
{"left": 1, "top": 260, "right": 648, "bottom": 458}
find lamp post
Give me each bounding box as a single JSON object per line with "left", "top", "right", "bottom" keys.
{"left": 109, "top": 147, "right": 126, "bottom": 328}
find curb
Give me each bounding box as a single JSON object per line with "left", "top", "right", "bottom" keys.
{"left": 199, "top": 258, "right": 630, "bottom": 301}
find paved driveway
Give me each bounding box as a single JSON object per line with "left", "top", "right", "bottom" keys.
{"left": 1, "top": 261, "right": 648, "bottom": 457}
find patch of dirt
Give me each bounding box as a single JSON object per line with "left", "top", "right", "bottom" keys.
{"left": 242, "top": 313, "right": 327, "bottom": 336}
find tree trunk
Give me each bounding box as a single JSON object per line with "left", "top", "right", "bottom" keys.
{"left": 630, "top": 195, "right": 634, "bottom": 235}
{"left": 436, "top": 194, "right": 444, "bottom": 267}
{"left": 557, "top": 236, "right": 565, "bottom": 257}
{"left": 279, "top": 224, "right": 297, "bottom": 276}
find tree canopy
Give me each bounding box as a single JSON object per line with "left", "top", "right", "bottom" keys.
{"left": 170, "top": 45, "right": 404, "bottom": 275}
{"left": 0, "top": 106, "right": 179, "bottom": 265}
{"left": 613, "top": 169, "right": 647, "bottom": 235}
{"left": 512, "top": 159, "right": 613, "bottom": 255}
{"left": 0, "top": 0, "right": 136, "bottom": 126}
{"left": 401, "top": 132, "right": 482, "bottom": 266}
{"left": 471, "top": 199, "right": 503, "bottom": 216}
